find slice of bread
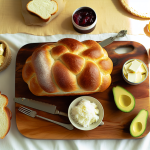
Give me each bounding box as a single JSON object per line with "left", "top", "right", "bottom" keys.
{"left": 0, "top": 92, "right": 11, "bottom": 139}
{"left": 27, "top": 0, "right": 58, "bottom": 22}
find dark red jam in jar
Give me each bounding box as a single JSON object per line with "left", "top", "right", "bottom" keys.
{"left": 73, "top": 8, "right": 96, "bottom": 27}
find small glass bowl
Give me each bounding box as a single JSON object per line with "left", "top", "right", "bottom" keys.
{"left": 72, "top": 6, "right": 97, "bottom": 34}
{"left": 122, "top": 59, "right": 148, "bottom": 85}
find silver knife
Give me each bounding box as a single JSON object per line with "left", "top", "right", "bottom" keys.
{"left": 99, "top": 30, "right": 127, "bottom": 47}
{"left": 14, "top": 97, "right": 68, "bottom": 117}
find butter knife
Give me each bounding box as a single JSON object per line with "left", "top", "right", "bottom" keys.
{"left": 99, "top": 30, "right": 127, "bottom": 47}
{"left": 14, "top": 97, "right": 68, "bottom": 117}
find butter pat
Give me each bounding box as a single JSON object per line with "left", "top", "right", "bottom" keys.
{"left": 138, "top": 64, "right": 146, "bottom": 73}
{"left": 0, "top": 44, "right": 5, "bottom": 55}
{"left": 124, "top": 62, "right": 132, "bottom": 70}
{"left": 128, "top": 73, "right": 136, "bottom": 82}
{"left": 124, "top": 62, "right": 133, "bottom": 75}
{"left": 135, "top": 73, "right": 146, "bottom": 83}
{"left": 135, "top": 73, "right": 142, "bottom": 83}
{"left": 0, "top": 55, "right": 4, "bottom": 66}
{"left": 129, "top": 60, "right": 142, "bottom": 72}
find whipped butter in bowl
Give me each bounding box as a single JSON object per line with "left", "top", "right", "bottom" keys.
{"left": 68, "top": 96, "right": 104, "bottom": 131}
{"left": 122, "top": 59, "right": 148, "bottom": 85}
{"left": 0, "top": 40, "right": 12, "bottom": 72}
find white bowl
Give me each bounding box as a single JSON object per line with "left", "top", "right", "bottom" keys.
{"left": 72, "top": 6, "right": 97, "bottom": 34}
{"left": 68, "top": 96, "right": 104, "bottom": 131}
{"left": 122, "top": 59, "right": 148, "bottom": 85}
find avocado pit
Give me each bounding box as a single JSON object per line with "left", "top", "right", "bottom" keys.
{"left": 119, "top": 95, "right": 131, "bottom": 107}
{"left": 133, "top": 122, "right": 142, "bottom": 133}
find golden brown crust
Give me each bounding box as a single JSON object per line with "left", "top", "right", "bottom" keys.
{"left": 22, "top": 38, "right": 113, "bottom": 96}
{"left": 77, "top": 61, "right": 101, "bottom": 91}
{"left": 58, "top": 38, "right": 86, "bottom": 52}
{"left": 51, "top": 0, "right": 58, "bottom": 16}
{"left": 97, "top": 57, "right": 113, "bottom": 74}
{"left": 52, "top": 61, "right": 77, "bottom": 92}
{"left": 51, "top": 45, "right": 68, "bottom": 59}
{"left": 29, "top": 76, "right": 46, "bottom": 95}
{"left": 81, "top": 40, "right": 105, "bottom": 60}
{"left": 60, "top": 53, "right": 85, "bottom": 74}
{"left": 6, "top": 107, "right": 12, "bottom": 120}
{"left": 2, "top": 107, "right": 11, "bottom": 139}
{"left": 99, "top": 74, "right": 111, "bottom": 92}
{"left": 0, "top": 92, "right": 11, "bottom": 139}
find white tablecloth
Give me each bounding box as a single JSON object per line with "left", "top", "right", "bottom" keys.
{"left": 0, "top": 33, "right": 150, "bottom": 150}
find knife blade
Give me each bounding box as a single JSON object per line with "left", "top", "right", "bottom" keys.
{"left": 14, "top": 97, "right": 68, "bottom": 117}
{"left": 99, "top": 37, "right": 115, "bottom": 47}
{"left": 99, "top": 30, "right": 127, "bottom": 47}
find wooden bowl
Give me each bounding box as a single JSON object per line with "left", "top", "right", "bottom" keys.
{"left": 0, "top": 40, "right": 11, "bottom": 72}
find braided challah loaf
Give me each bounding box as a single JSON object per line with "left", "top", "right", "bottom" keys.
{"left": 22, "top": 38, "right": 113, "bottom": 96}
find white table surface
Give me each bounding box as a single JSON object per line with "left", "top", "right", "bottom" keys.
{"left": 0, "top": 33, "right": 150, "bottom": 150}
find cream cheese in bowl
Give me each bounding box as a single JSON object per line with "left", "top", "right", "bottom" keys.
{"left": 71, "top": 99, "right": 99, "bottom": 128}
{"left": 68, "top": 96, "right": 104, "bottom": 131}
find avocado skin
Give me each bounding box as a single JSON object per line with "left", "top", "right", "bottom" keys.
{"left": 112, "top": 86, "right": 135, "bottom": 112}
{"left": 130, "top": 109, "right": 148, "bottom": 137}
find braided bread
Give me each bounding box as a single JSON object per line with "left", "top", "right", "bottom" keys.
{"left": 22, "top": 38, "right": 113, "bottom": 96}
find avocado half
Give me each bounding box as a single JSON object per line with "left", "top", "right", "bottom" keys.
{"left": 130, "top": 109, "right": 148, "bottom": 137}
{"left": 112, "top": 86, "right": 135, "bottom": 112}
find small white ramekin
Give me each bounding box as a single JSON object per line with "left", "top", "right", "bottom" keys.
{"left": 72, "top": 6, "right": 97, "bottom": 34}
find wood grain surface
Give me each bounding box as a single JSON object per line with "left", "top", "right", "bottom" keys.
{"left": 15, "top": 41, "right": 150, "bottom": 139}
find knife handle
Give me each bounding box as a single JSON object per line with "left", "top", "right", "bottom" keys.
{"left": 36, "top": 115, "right": 74, "bottom": 130}
{"left": 55, "top": 109, "right": 68, "bottom": 117}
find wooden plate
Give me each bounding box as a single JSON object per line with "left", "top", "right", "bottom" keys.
{"left": 15, "top": 41, "right": 150, "bottom": 139}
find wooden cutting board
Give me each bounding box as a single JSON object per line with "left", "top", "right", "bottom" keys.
{"left": 15, "top": 41, "right": 150, "bottom": 139}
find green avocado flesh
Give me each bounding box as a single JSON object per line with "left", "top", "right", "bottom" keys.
{"left": 130, "top": 109, "right": 148, "bottom": 137}
{"left": 112, "top": 86, "right": 135, "bottom": 112}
